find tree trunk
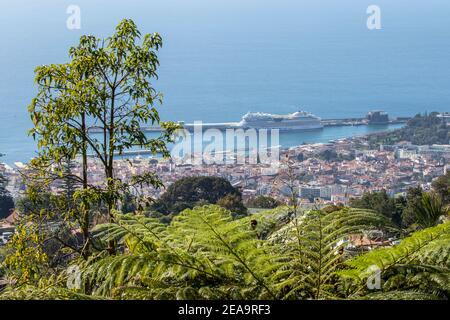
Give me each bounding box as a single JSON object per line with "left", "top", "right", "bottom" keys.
{"left": 81, "top": 111, "right": 90, "bottom": 259}
{"left": 106, "top": 88, "right": 116, "bottom": 255}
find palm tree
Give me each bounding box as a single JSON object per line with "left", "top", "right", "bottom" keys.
{"left": 415, "top": 192, "right": 449, "bottom": 229}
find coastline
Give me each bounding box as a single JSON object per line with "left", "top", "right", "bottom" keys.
{"left": 0, "top": 122, "right": 405, "bottom": 166}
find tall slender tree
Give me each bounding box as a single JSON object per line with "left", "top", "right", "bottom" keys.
{"left": 28, "top": 19, "right": 179, "bottom": 255}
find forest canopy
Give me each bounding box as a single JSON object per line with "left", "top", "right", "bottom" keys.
{"left": 368, "top": 113, "right": 449, "bottom": 147}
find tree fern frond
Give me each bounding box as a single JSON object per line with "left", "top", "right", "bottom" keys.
{"left": 340, "top": 222, "right": 450, "bottom": 299}
{"left": 358, "top": 290, "right": 443, "bottom": 300}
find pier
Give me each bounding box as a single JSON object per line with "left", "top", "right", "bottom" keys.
{"left": 87, "top": 112, "right": 411, "bottom": 133}
{"left": 139, "top": 117, "right": 410, "bottom": 132}
{"left": 141, "top": 122, "right": 240, "bottom": 132}
{"left": 321, "top": 118, "right": 408, "bottom": 127}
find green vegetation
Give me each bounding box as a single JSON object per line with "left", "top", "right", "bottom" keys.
{"left": 349, "top": 190, "right": 403, "bottom": 226}
{"left": 0, "top": 189, "right": 14, "bottom": 220}
{"left": 216, "top": 194, "right": 248, "bottom": 219}
{"left": 432, "top": 171, "right": 450, "bottom": 204}
{"left": 317, "top": 149, "right": 355, "bottom": 162}
{"left": 350, "top": 185, "right": 449, "bottom": 230}
{"left": 414, "top": 192, "right": 448, "bottom": 229}
{"left": 340, "top": 222, "right": 450, "bottom": 299}
{"left": 0, "top": 20, "right": 449, "bottom": 301}
{"left": 0, "top": 248, "right": 5, "bottom": 274}
{"left": 1, "top": 205, "right": 448, "bottom": 300}
{"left": 24, "top": 19, "right": 179, "bottom": 258}
{"left": 0, "top": 157, "right": 14, "bottom": 219}
{"left": 245, "top": 196, "right": 283, "bottom": 209}
{"left": 152, "top": 176, "right": 247, "bottom": 219}
{"left": 368, "top": 113, "right": 449, "bottom": 147}
{"left": 401, "top": 186, "right": 425, "bottom": 228}
{"left": 2, "top": 224, "right": 48, "bottom": 285}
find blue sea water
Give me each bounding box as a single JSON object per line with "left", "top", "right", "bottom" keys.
{"left": 0, "top": 0, "right": 449, "bottom": 164}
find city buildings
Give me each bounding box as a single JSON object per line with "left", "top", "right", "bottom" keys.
{"left": 2, "top": 135, "right": 449, "bottom": 206}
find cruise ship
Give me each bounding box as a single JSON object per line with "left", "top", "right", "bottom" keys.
{"left": 237, "top": 111, "right": 323, "bottom": 131}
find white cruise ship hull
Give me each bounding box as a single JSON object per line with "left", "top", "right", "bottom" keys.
{"left": 240, "top": 123, "right": 323, "bottom": 131}
{"left": 237, "top": 110, "right": 323, "bottom": 131}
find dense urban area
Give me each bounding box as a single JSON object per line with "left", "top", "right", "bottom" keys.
{"left": 3, "top": 113, "right": 449, "bottom": 207}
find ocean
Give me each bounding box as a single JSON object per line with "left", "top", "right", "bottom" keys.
{"left": 1, "top": 0, "right": 449, "bottom": 164}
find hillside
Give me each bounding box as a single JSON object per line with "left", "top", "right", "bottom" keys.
{"left": 368, "top": 113, "right": 449, "bottom": 147}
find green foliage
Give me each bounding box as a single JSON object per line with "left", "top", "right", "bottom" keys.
{"left": 25, "top": 18, "right": 180, "bottom": 258}
{"left": 81, "top": 205, "right": 275, "bottom": 299}
{"left": 340, "top": 222, "right": 450, "bottom": 299}
{"left": 0, "top": 286, "right": 101, "bottom": 300}
{"left": 2, "top": 205, "right": 447, "bottom": 300}
{"left": 368, "top": 112, "right": 449, "bottom": 147}
{"left": 356, "top": 291, "right": 443, "bottom": 300}
{"left": 0, "top": 194, "right": 14, "bottom": 220}
{"left": 401, "top": 186, "right": 424, "bottom": 228}
{"left": 153, "top": 176, "right": 244, "bottom": 215}
{"left": 0, "top": 247, "right": 7, "bottom": 278}
{"left": 29, "top": 19, "right": 179, "bottom": 166}
{"left": 322, "top": 203, "right": 345, "bottom": 214}
{"left": 414, "top": 192, "right": 449, "bottom": 229}
{"left": 15, "top": 186, "right": 66, "bottom": 217}
{"left": 216, "top": 194, "right": 248, "bottom": 219}
{"left": 145, "top": 210, "right": 177, "bottom": 225}
{"left": 349, "top": 190, "right": 403, "bottom": 226}
{"left": 0, "top": 157, "right": 14, "bottom": 219}
{"left": 267, "top": 208, "right": 394, "bottom": 299}
{"left": 245, "top": 196, "right": 282, "bottom": 209}
{"left": 12, "top": 180, "right": 95, "bottom": 263}
{"left": 317, "top": 149, "right": 355, "bottom": 162}
{"left": 3, "top": 206, "right": 391, "bottom": 300}
{"left": 432, "top": 171, "right": 450, "bottom": 205}
{"left": 0, "top": 272, "right": 103, "bottom": 300}
{"left": 235, "top": 206, "right": 293, "bottom": 240}
{"left": 121, "top": 192, "right": 137, "bottom": 214}
{"left": 350, "top": 183, "right": 449, "bottom": 231}
{"left": 2, "top": 224, "right": 48, "bottom": 285}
